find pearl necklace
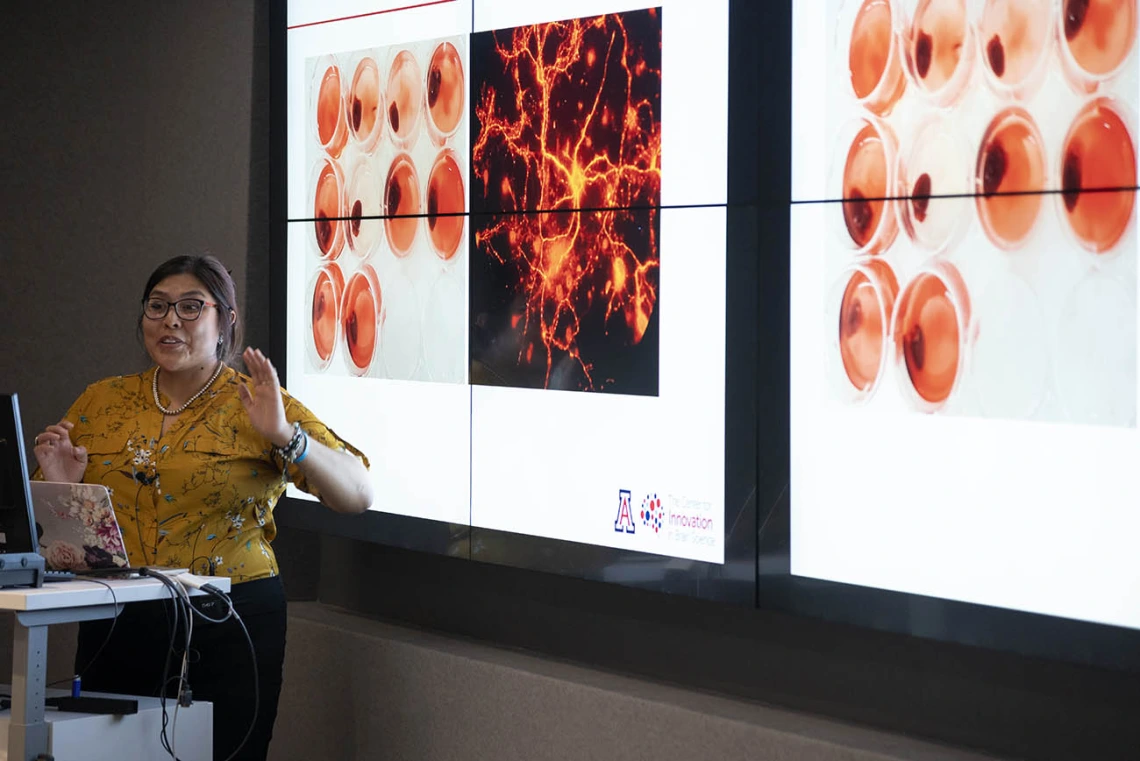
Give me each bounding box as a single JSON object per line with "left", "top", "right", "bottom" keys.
{"left": 153, "top": 362, "right": 224, "bottom": 416}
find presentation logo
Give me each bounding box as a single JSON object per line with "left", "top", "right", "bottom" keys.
{"left": 613, "top": 489, "right": 717, "bottom": 549}
{"left": 640, "top": 493, "right": 664, "bottom": 533}
{"left": 613, "top": 489, "right": 635, "bottom": 534}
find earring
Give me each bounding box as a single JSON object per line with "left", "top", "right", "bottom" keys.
{"left": 217, "top": 336, "right": 223, "bottom": 347}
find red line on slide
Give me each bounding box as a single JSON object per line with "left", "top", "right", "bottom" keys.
{"left": 287, "top": 0, "right": 456, "bottom": 29}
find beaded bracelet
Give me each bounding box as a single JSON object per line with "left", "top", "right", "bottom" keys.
{"left": 273, "top": 422, "right": 309, "bottom": 466}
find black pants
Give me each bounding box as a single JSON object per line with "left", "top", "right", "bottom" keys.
{"left": 75, "top": 576, "right": 287, "bottom": 761}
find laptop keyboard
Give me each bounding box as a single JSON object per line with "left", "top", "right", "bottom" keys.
{"left": 43, "top": 569, "right": 76, "bottom": 583}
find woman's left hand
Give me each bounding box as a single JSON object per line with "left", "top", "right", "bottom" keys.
{"left": 239, "top": 347, "right": 292, "bottom": 447}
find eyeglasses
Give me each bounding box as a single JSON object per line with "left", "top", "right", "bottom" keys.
{"left": 142, "top": 298, "right": 218, "bottom": 321}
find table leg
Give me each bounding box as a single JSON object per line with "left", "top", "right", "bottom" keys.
{"left": 8, "top": 621, "right": 48, "bottom": 761}
{"left": 7, "top": 604, "right": 118, "bottom": 761}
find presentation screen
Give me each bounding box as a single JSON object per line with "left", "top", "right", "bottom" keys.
{"left": 283, "top": 0, "right": 733, "bottom": 568}
{"left": 790, "top": 0, "right": 1140, "bottom": 629}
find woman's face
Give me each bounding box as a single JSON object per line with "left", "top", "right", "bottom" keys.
{"left": 142, "top": 273, "right": 226, "bottom": 374}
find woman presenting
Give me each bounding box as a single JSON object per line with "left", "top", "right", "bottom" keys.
{"left": 32, "top": 254, "right": 371, "bottom": 761}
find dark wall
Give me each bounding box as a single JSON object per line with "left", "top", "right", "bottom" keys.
{"left": 0, "top": 0, "right": 261, "bottom": 434}
{"left": 0, "top": 0, "right": 318, "bottom": 599}
{"left": 2, "top": 4, "right": 1140, "bottom": 761}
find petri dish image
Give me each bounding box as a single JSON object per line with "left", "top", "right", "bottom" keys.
{"left": 386, "top": 49, "right": 424, "bottom": 151}
{"left": 901, "top": 0, "right": 975, "bottom": 107}
{"left": 1053, "top": 270, "right": 1137, "bottom": 426}
{"left": 970, "top": 270, "right": 1048, "bottom": 420}
{"left": 426, "top": 41, "right": 465, "bottom": 146}
{"left": 385, "top": 152, "right": 421, "bottom": 258}
{"left": 830, "top": 116, "right": 899, "bottom": 255}
{"left": 1056, "top": 0, "right": 1137, "bottom": 92}
{"left": 347, "top": 55, "right": 384, "bottom": 153}
{"left": 974, "top": 107, "right": 1047, "bottom": 251}
{"left": 311, "top": 55, "right": 348, "bottom": 159}
{"left": 896, "top": 116, "right": 972, "bottom": 253}
{"left": 835, "top": 0, "right": 908, "bottom": 116}
{"left": 1057, "top": 97, "right": 1137, "bottom": 256}
{"left": 829, "top": 258, "right": 900, "bottom": 403}
{"left": 893, "top": 260, "right": 973, "bottom": 412}
{"left": 341, "top": 265, "right": 383, "bottom": 377}
{"left": 346, "top": 154, "right": 382, "bottom": 260}
{"left": 310, "top": 157, "right": 346, "bottom": 260}
{"left": 423, "top": 268, "right": 467, "bottom": 384}
{"left": 380, "top": 271, "right": 423, "bottom": 380}
{"left": 977, "top": 0, "right": 1053, "bottom": 100}
{"left": 426, "top": 149, "right": 466, "bottom": 261}
{"left": 306, "top": 263, "right": 345, "bottom": 372}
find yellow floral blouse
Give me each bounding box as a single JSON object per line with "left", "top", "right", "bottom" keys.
{"left": 34, "top": 365, "right": 367, "bottom": 583}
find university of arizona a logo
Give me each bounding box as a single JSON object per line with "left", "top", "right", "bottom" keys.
{"left": 640, "top": 493, "right": 663, "bottom": 533}
{"left": 614, "top": 489, "right": 635, "bottom": 534}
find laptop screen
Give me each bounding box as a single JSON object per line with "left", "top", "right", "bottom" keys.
{"left": 0, "top": 393, "right": 40, "bottom": 555}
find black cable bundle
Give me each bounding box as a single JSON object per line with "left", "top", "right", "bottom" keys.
{"left": 138, "top": 568, "right": 260, "bottom": 761}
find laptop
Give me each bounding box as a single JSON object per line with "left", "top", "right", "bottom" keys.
{"left": 0, "top": 393, "right": 48, "bottom": 586}
{"left": 29, "top": 481, "right": 131, "bottom": 572}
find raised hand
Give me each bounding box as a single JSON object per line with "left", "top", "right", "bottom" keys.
{"left": 33, "top": 419, "right": 88, "bottom": 483}
{"left": 238, "top": 347, "right": 292, "bottom": 447}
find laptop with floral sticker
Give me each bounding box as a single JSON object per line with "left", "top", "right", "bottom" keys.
{"left": 29, "top": 481, "right": 130, "bottom": 572}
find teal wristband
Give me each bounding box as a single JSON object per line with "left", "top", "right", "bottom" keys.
{"left": 293, "top": 432, "right": 310, "bottom": 464}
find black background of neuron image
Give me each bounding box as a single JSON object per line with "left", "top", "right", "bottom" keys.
{"left": 468, "top": 8, "right": 663, "bottom": 216}
{"left": 468, "top": 209, "right": 661, "bottom": 396}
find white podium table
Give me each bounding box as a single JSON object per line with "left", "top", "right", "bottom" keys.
{"left": 0, "top": 686, "right": 213, "bottom": 761}
{"left": 0, "top": 574, "right": 230, "bottom": 761}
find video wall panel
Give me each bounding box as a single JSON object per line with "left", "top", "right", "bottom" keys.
{"left": 277, "top": 0, "right": 1140, "bottom": 664}
{"left": 790, "top": 0, "right": 1140, "bottom": 630}
{"left": 283, "top": 0, "right": 739, "bottom": 574}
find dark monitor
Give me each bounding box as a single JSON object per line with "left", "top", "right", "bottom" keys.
{"left": 0, "top": 393, "right": 45, "bottom": 587}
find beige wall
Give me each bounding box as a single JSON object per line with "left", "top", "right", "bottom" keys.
{"left": 271, "top": 603, "right": 997, "bottom": 761}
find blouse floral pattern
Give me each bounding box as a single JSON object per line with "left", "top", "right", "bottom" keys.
{"left": 35, "top": 366, "right": 368, "bottom": 583}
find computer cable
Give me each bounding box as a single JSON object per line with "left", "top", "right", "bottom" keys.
{"left": 139, "top": 568, "right": 193, "bottom": 761}
{"left": 168, "top": 577, "right": 194, "bottom": 761}
{"left": 159, "top": 571, "right": 189, "bottom": 760}
{"left": 45, "top": 576, "right": 122, "bottom": 693}
{"left": 142, "top": 568, "right": 259, "bottom": 761}
{"left": 174, "top": 574, "right": 259, "bottom": 761}
{"left": 219, "top": 592, "right": 258, "bottom": 761}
